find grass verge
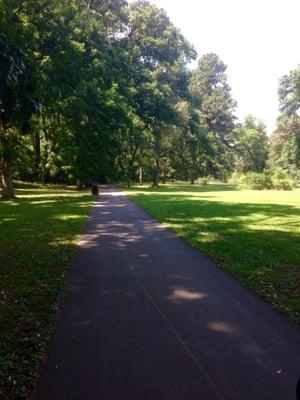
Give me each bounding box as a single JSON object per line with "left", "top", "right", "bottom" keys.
{"left": 125, "top": 183, "right": 300, "bottom": 323}
{"left": 0, "top": 182, "right": 93, "bottom": 400}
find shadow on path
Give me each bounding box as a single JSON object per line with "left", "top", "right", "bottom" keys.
{"left": 33, "top": 187, "right": 300, "bottom": 400}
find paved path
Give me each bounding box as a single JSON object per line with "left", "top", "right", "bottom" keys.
{"left": 33, "top": 187, "right": 300, "bottom": 400}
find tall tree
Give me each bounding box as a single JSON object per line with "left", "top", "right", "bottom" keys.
{"left": 278, "top": 66, "right": 300, "bottom": 115}
{"left": 270, "top": 66, "right": 300, "bottom": 178}
{"left": 128, "top": 0, "right": 196, "bottom": 186}
{"left": 0, "top": 0, "right": 132, "bottom": 195}
{"left": 0, "top": 0, "right": 40, "bottom": 197}
{"left": 189, "top": 53, "right": 237, "bottom": 180}
{"left": 174, "top": 100, "right": 212, "bottom": 183}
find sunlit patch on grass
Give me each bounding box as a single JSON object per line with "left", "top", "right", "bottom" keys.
{"left": 53, "top": 214, "right": 83, "bottom": 221}
{"left": 49, "top": 238, "right": 77, "bottom": 246}
{"left": 28, "top": 200, "right": 57, "bottom": 205}
{"left": 19, "top": 193, "right": 86, "bottom": 199}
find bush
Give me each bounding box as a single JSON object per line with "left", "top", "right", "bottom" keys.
{"left": 229, "top": 172, "right": 242, "bottom": 184}
{"left": 287, "top": 166, "right": 300, "bottom": 187}
{"left": 195, "top": 176, "right": 210, "bottom": 185}
{"left": 272, "top": 169, "right": 293, "bottom": 190}
{"left": 238, "top": 170, "right": 295, "bottom": 190}
{"left": 199, "top": 177, "right": 209, "bottom": 186}
{"left": 241, "top": 172, "right": 273, "bottom": 190}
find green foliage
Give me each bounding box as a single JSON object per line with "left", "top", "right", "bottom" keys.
{"left": 241, "top": 172, "right": 274, "bottom": 190}
{"left": 272, "top": 168, "right": 293, "bottom": 190}
{"left": 128, "top": 0, "right": 196, "bottom": 186}
{"left": 1, "top": 1, "right": 298, "bottom": 195}
{"left": 0, "top": 0, "right": 135, "bottom": 194}
{"left": 279, "top": 66, "right": 300, "bottom": 115}
{"left": 269, "top": 115, "right": 300, "bottom": 179}
{"left": 190, "top": 53, "right": 237, "bottom": 143}
{"left": 188, "top": 53, "right": 237, "bottom": 180}
{"left": 239, "top": 169, "right": 294, "bottom": 191}
{"left": 270, "top": 66, "right": 300, "bottom": 182}
{"left": 234, "top": 115, "right": 269, "bottom": 173}
{"left": 196, "top": 176, "right": 210, "bottom": 185}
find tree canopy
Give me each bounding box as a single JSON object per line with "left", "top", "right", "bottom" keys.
{"left": 0, "top": 0, "right": 299, "bottom": 197}
{"left": 269, "top": 66, "right": 300, "bottom": 179}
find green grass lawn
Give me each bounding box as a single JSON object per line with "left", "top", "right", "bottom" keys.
{"left": 125, "top": 183, "right": 300, "bottom": 323}
{"left": 0, "top": 183, "right": 93, "bottom": 400}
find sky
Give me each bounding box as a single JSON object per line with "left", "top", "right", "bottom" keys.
{"left": 132, "top": 0, "right": 300, "bottom": 133}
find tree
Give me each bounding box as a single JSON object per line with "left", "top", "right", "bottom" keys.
{"left": 278, "top": 66, "right": 300, "bottom": 115}
{"left": 128, "top": 0, "right": 196, "bottom": 186}
{"left": 2, "top": 1, "right": 251, "bottom": 191}
{"left": 115, "top": 113, "right": 150, "bottom": 187}
{"left": 269, "top": 115, "right": 300, "bottom": 178}
{"left": 174, "top": 100, "right": 212, "bottom": 183}
{"left": 0, "top": 0, "right": 40, "bottom": 197}
{"left": 234, "top": 115, "right": 269, "bottom": 173}
{"left": 0, "top": 0, "right": 133, "bottom": 195}
{"left": 189, "top": 53, "right": 237, "bottom": 180}
{"left": 270, "top": 66, "right": 300, "bottom": 179}
{"left": 190, "top": 53, "right": 236, "bottom": 143}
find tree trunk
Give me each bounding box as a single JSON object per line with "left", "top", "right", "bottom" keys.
{"left": 34, "top": 130, "right": 41, "bottom": 180}
{"left": 127, "top": 175, "right": 131, "bottom": 188}
{"left": 76, "top": 179, "right": 83, "bottom": 191}
{"left": 180, "top": 155, "right": 189, "bottom": 182}
{"left": 220, "top": 174, "right": 227, "bottom": 183}
{"left": 1, "top": 151, "right": 14, "bottom": 198}
{"left": 152, "top": 132, "right": 160, "bottom": 187}
{"left": 152, "top": 156, "right": 159, "bottom": 187}
{"left": 190, "top": 161, "right": 195, "bottom": 184}
{"left": 41, "top": 140, "right": 50, "bottom": 183}
{"left": 138, "top": 166, "right": 143, "bottom": 185}
{"left": 0, "top": 122, "right": 14, "bottom": 198}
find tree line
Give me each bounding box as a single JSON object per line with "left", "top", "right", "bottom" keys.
{"left": 1, "top": 0, "right": 299, "bottom": 197}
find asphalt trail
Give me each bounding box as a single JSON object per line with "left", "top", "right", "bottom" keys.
{"left": 33, "top": 187, "right": 300, "bottom": 400}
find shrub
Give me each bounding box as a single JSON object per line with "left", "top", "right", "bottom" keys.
{"left": 287, "top": 166, "right": 300, "bottom": 187}
{"left": 195, "top": 176, "right": 210, "bottom": 185}
{"left": 272, "top": 169, "right": 293, "bottom": 190}
{"left": 241, "top": 172, "right": 273, "bottom": 190}
{"left": 239, "top": 170, "right": 295, "bottom": 190}
{"left": 199, "top": 177, "right": 209, "bottom": 186}
{"left": 229, "top": 172, "right": 242, "bottom": 184}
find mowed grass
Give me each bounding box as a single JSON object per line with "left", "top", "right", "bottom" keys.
{"left": 0, "top": 183, "right": 93, "bottom": 400}
{"left": 125, "top": 183, "right": 300, "bottom": 323}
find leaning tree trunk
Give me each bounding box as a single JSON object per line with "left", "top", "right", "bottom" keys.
{"left": 0, "top": 122, "right": 14, "bottom": 198}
